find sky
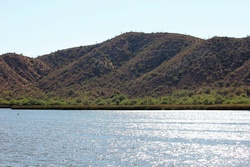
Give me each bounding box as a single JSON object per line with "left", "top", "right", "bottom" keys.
{"left": 1, "top": 0, "right": 249, "bottom": 57}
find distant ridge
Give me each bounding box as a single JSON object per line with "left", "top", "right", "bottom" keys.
{"left": 0, "top": 32, "right": 249, "bottom": 100}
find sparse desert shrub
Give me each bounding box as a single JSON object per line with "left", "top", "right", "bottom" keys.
{"left": 203, "top": 95, "right": 216, "bottom": 105}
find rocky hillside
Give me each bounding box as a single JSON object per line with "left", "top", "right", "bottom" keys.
{"left": 0, "top": 53, "right": 50, "bottom": 96}
{"left": 0, "top": 32, "right": 249, "bottom": 99}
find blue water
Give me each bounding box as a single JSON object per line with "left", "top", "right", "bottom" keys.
{"left": 0, "top": 109, "right": 249, "bottom": 166}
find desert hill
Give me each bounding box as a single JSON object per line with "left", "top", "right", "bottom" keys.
{"left": 0, "top": 32, "right": 249, "bottom": 101}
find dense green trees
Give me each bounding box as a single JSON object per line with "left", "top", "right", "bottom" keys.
{"left": 0, "top": 86, "right": 249, "bottom": 107}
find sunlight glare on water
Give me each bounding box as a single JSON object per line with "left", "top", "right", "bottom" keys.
{"left": 0, "top": 109, "right": 249, "bottom": 166}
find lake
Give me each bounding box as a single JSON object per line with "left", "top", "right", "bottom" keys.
{"left": 0, "top": 109, "right": 249, "bottom": 166}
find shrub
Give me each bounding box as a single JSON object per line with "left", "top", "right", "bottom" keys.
{"left": 28, "top": 98, "right": 46, "bottom": 105}
{"left": 215, "top": 95, "right": 225, "bottom": 104}
{"left": 0, "top": 98, "right": 10, "bottom": 105}
{"left": 95, "top": 98, "right": 107, "bottom": 105}
{"left": 120, "top": 99, "right": 131, "bottom": 105}
{"left": 110, "top": 94, "right": 127, "bottom": 105}
{"left": 76, "top": 99, "right": 82, "bottom": 104}
{"left": 173, "top": 90, "right": 188, "bottom": 98}
{"left": 178, "top": 97, "right": 193, "bottom": 105}
{"left": 203, "top": 95, "right": 216, "bottom": 105}
{"left": 160, "top": 99, "right": 169, "bottom": 104}
{"left": 226, "top": 96, "right": 250, "bottom": 104}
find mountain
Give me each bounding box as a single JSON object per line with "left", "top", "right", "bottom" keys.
{"left": 0, "top": 32, "right": 249, "bottom": 101}
{"left": 0, "top": 53, "right": 50, "bottom": 97}
{"left": 129, "top": 36, "right": 250, "bottom": 96}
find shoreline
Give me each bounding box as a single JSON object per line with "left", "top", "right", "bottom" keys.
{"left": 3, "top": 104, "right": 250, "bottom": 110}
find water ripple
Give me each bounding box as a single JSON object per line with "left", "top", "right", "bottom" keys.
{"left": 0, "top": 109, "right": 249, "bottom": 166}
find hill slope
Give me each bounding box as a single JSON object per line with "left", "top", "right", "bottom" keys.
{"left": 0, "top": 53, "right": 50, "bottom": 96}
{"left": 128, "top": 36, "right": 250, "bottom": 96}
{"left": 0, "top": 32, "right": 249, "bottom": 101}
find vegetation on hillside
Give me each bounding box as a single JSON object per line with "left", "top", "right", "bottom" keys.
{"left": 0, "top": 32, "right": 249, "bottom": 108}
{"left": 0, "top": 86, "right": 249, "bottom": 107}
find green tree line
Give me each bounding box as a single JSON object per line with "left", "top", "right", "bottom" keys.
{"left": 0, "top": 86, "right": 249, "bottom": 106}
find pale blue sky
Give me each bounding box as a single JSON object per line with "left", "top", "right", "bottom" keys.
{"left": 1, "top": 0, "right": 249, "bottom": 57}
